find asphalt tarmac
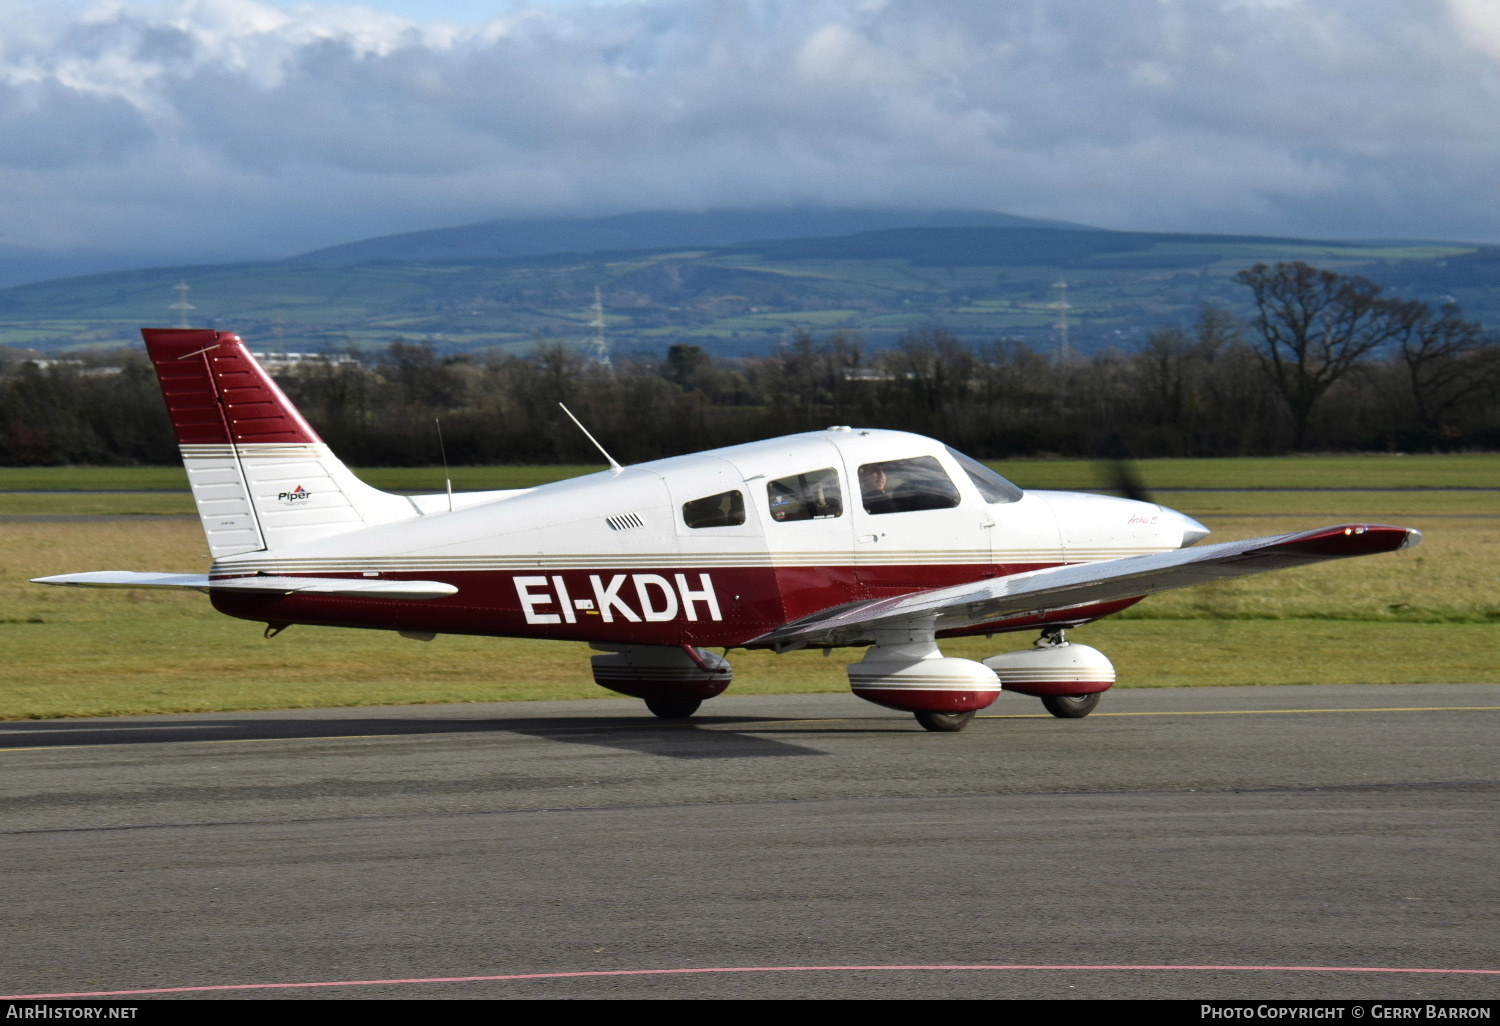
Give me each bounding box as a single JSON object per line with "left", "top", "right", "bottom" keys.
{"left": 1, "top": 683, "right": 1496, "bottom": 1001}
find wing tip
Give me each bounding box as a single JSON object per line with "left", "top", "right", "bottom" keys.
{"left": 1277, "top": 523, "right": 1419, "bottom": 558}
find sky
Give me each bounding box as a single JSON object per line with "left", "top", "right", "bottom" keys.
{"left": 1, "top": 0, "right": 1498, "bottom": 274}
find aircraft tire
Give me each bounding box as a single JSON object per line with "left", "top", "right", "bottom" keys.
{"left": 914, "top": 710, "right": 976, "bottom": 732}
{"left": 1041, "top": 693, "right": 1101, "bottom": 718}
{"left": 644, "top": 697, "right": 701, "bottom": 719}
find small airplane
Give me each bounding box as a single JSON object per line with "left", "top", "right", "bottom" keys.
{"left": 34, "top": 329, "right": 1421, "bottom": 732}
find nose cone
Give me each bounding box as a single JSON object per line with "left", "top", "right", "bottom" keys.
{"left": 1175, "top": 512, "right": 1211, "bottom": 547}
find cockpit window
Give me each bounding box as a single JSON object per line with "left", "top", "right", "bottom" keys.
{"left": 683, "top": 490, "right": 746, "bottom": 529}
{"left": 767, "top": 468, "right": 843, "bottom": 522}
{"left": 946, "top": 447, "right": 1024, "bottom": 504}
{"left": 858, "top": 456, "right": 961, "bottom": 514}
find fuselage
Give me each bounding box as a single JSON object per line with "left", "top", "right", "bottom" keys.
{"left": 208, "top": 428, "right": 1206, "bottom": 648}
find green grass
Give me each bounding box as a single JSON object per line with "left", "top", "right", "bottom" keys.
{"left": 1157, "top": 490, "right": 1498, "bottom": 516}
{"left": 0, "top": 466, "right": 191, "bottom": 490}
{"left": 995, "top": 454, "right": 1500, "bottom": 490}
{"left": 1118, "top": 515, "right": 1498, "bottom": 624}
{"left": 0, "top": 493, "right": 196, "bottom": 515}
{"left": 0, "top": 616, "right": 1490, "bottom": 721}
{"left": 1, "top": 453, "right": 1494, "bottom": 495}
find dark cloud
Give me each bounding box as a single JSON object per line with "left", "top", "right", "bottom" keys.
{"left": 0, "top": 0, "right": 1496, "bottom": 262}
{"left": 0, "top": 79, "right": 150, "bottom": 168}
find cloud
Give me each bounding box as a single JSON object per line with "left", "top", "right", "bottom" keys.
{"left": 0, "top": 0, "right": 1497, "bottom": 263}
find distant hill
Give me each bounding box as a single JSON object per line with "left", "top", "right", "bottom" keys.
{"left": 292, "top": 208, "right": 1086, "bottom": 265}
{"left": 736, "top": 226, "right": 1373, "bottom": 267}
{"left": 1, "top": 219, "right": 1492, "bottom": 357}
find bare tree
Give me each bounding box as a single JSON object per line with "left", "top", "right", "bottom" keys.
{"left": 1194, "top": 302, "right": 1241, "bottom": 354}
{"left": 1399, "top": 303, "right": 1498, "bottom": 433}
{"left": 1235, "top": 262, "right": 1426, "bottom": 448}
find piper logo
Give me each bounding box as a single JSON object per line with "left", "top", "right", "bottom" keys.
{"left": 514, "top": 573, "right": 722, "bottom": 625}
{"left": 277, "top": 485, "right": 312, "bottom": 503}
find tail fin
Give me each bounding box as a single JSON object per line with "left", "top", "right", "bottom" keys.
{"left": 143, "top": 329, "right": 417, "bottom": 558}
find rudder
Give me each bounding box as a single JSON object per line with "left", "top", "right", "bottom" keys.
{"left": 143, "top": 329, "right": 417, "bottom": 558}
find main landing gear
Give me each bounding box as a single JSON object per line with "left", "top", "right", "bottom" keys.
{"left": 913, "top": 710, "right": 976, "bottom": 733}
{"left": 1040, "top": 693, "right": 1102, "bottom": 719}
{"left": 982, "top": 628, "right": 1116, "bottom": 720}
{"left": 845, "top": 625, "right": 1118, "bottom": 731}
{"left": 644, "top": 697, "right": 702, "bottom": 719}
{"left": 846, "top": 628, "right": 1001, "bottom": 733}
{"left": 589, "top": 644, "right": 732, "bottom": 721}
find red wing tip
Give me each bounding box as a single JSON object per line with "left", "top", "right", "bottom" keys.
{"left": 1278, "top": 524, "right": 1420, "bottom": 557}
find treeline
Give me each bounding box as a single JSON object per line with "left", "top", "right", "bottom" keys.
{"left": 1, "top": 262, "right": 1497, "bottom": 466}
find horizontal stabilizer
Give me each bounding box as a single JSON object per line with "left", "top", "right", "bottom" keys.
{"left": 32, "top": 571, "right": 457, "bottom": 601}
{"left": 748, "top": 523, "right": 1421, "bottom": 650}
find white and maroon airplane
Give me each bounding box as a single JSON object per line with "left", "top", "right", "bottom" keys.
{"left": 35, "top": 329, "right": 1421, "bottom": 731}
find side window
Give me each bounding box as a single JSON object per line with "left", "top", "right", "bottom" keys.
{"left": 858, "top": 456, "right": 961, "bottom": 515}
{"left": 945, "top": 446, "right": 1024, "bottom": 504}
{"left": 683, "top": 490, "right": 746, "bottom": 529}
{"left": 766, "top": 468, "right": 843, "bottom": 522}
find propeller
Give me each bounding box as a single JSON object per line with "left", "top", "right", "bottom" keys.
{"left": 1099, "top": 433, "right": 1153, "bottom": 505}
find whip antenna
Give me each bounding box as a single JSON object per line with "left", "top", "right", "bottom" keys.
{"left": 558, "top": 403, "right": 622, "bottom": 473}
{"left": 434, "top": 418, "right": 453, "bottom": 512}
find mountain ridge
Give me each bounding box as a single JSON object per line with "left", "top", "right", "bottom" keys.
{"left": 290, "top": 208, "right": 1089, "bottom": 265}
{"left": 1, "top": 219, "right": 1491, "bottom": 357}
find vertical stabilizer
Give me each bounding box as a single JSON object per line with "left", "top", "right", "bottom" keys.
{"left": 142, "top": 329, "right": 417, "bottom": 558}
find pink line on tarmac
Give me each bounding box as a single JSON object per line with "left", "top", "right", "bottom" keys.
{"left": 5, "top": 964, "right": 1499, "bottom": 999}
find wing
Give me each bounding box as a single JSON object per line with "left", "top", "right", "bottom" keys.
{"left": 31, "top": 571, "right": 457, "bottom": 601}
{"left": 749, "top": 524, "right": 1420, "bottom": 651}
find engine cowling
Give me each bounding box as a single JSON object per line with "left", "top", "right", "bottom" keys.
{"left": 591, "top": 645, "right": 732, "bottom": 701}
{"left": 982, "top": 642, "right": 1115, "bottom": 697}
{"left": 847, "top": 641, "right": 1001, "bottom": 714}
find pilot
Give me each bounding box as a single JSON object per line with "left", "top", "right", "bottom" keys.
{"left": 859, "top": 464, "right": 898, "bottom": 515}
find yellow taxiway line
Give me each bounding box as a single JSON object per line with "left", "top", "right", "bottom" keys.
{"left": 980, "top": 705, "right": 1500, "bottom": 719}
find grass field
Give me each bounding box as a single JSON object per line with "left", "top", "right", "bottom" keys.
{"left": 1, "top": 461, "right": 1494, "bottom": 720}
{"left": 1, "top": 452, "right": 1496, "bottom": 496}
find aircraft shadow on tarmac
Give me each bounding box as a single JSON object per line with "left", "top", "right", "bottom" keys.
{"left": 0, "top": 715, "right": 851, "bottom": 759}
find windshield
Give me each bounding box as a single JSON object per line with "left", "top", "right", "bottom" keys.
{"left": 945, "top": 447, "right": 1024, "bottom": 504}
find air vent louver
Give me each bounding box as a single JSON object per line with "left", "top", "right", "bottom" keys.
{"left": 606, "top": 513, "right": 645, "bottom": 532}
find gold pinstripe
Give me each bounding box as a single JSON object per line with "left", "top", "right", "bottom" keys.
{"left": 213, "top": 549, "right": 1166, "bottom": 575}
{"left": 994, "top": 670, "right": 1117, "bottom": 681}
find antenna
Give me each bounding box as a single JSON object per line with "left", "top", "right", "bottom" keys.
{"left": 558, "top": 403, "right": 622, "bottom": 472}
{"left": 1050, "top": 279, "right": 1072, "bottom": 364}
{"left": 586, "top": 286, "right": 612, "bottom": 371}
{"left": 169, "top": 282, "right": 196, "bottom": 329}
{"left": 434, "top": 418, "right": 453, "bottom": 513}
